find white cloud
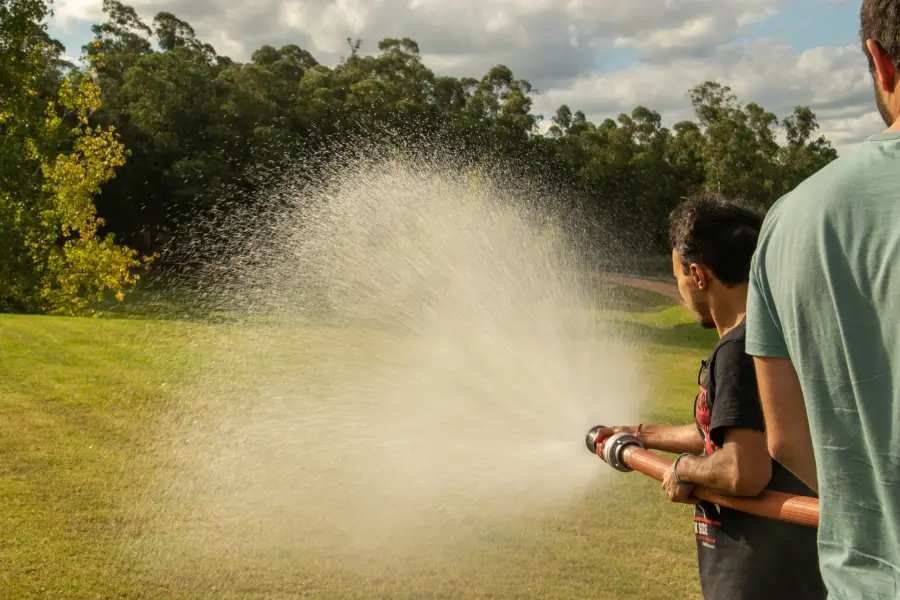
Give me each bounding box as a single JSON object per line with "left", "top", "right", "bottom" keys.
{"left": 51, "top": 0, "right": 786, "bottom": 84}
{"left": 49, "top": 0, "right": 879, "bottom": 152}
{"left": 537, "top": 39, "right": 879, "bottom": 152}
{"left": 608, "top": 0, "right": 784, "bottom": 62}
{"left": 52, "top": 0, "right": 105, "bottom": 23}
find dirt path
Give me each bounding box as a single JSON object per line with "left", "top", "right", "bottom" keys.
{"left": 603, "top": 275, "right": 683, "bottom": 303}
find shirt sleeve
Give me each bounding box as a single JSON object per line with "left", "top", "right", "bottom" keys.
{"left": 709, "top": 339, "right": 766, "bottom": 448}
{"left": 745, "top": 239, "right": 790, "bottom": 359}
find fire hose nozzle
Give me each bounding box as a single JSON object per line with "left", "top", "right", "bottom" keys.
{"left": 585, "top": 425, "right": 645, "bottom": 473}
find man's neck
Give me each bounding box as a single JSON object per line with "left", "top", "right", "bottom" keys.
{"left": 885, "top": 114, "right": 900, "bottom": 133}
{"left": 709, "top": 284, "right": 748, "bottom": 338}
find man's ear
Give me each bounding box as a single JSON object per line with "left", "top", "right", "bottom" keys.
{"left": 689, "top": 264, "right": 709, "bottom": 290}
{"left": 866, "top": 39, "right": 897, "bottom": 93}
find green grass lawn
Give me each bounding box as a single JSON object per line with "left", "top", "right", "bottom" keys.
{"left": 0, "top": 285, "right": 718, "bottom": 600}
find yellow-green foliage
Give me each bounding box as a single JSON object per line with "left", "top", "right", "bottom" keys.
{"left": 0, "top": 23, "right": 154, "bottom": 315}
{"left": 29, "top": 74, "right": 153, "bottom": 314}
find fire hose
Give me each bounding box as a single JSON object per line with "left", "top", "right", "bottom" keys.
{"left": 585, "top": 426, "right": 820, "bottom": 528}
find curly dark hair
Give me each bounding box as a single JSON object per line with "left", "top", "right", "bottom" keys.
{"left": 668, "top": 192, "right": 764, "bottom": 287}
{"left": 861, "top": 0, "right": 900, "bottom": 71}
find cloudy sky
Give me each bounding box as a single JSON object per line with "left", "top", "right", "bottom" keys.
{"left": 48, "top": 0, "right": 878, "bottom": 152}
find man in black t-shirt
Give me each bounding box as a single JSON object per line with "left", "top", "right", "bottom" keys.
{"left": 600, "top": 194, "right": 824, "bottom": 600}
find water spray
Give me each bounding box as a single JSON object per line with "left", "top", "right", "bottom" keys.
{"left": 585, "top": 426, "right": 820, "bottom": 528}
{"left": 134, "top": 158, "right": 650, "bottom": 595}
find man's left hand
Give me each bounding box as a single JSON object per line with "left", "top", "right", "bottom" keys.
{"left": 662, "top": 465, "right": 698, "bottom": 504}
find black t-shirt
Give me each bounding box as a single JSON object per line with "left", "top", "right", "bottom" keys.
{"left": 693, "top": 319, "right": 825, "bottom": 600}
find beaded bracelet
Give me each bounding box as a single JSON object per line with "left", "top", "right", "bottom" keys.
{"left": 673, "top": 453, "right": 691, "bottom": 486}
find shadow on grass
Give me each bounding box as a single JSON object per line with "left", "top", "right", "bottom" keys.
{"left": 595, "top": 282, "right": 675, "bottom": 314}
{"left": 607, "top": 319, "right": 719, "bottom": 351}
{"left": 90, "top": 278, "right": 253, "bottom": 324}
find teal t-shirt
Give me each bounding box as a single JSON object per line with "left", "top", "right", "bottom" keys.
{"left": 747, "top": 131, "right": 900, "bottom": 598}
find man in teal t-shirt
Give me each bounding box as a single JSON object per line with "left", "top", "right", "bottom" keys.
{"left": 746, "top": 2, "right": 900, "bottom": 597}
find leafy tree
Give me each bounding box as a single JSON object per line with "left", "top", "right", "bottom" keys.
{"left": 0, "top": 0, "right": 151, "bottom": 314}
{"left": 549, "top": 105, "right": 573, "bottom": 138}
{"left": 688, "top": 81, "right": 779, "bottom": 205}
{"left": 778, "top": 105, "right": 838, "bottom": 195}
{"left": 666, "top": 121, "right": 706, "bottom": 194}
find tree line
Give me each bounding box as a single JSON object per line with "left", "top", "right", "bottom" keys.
{"left": 0, "top": 0, "right": 839, "bottom": 314}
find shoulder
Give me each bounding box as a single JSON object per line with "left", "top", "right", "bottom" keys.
{"left": 715, "top": 321, "right": 747, "bottom": 352}
{"left": 761, "top": 137, "right": 900, "bottom": 240}
{"left": 710, "top": 326, "right": 752, "bottom": 372}
{"left": 708, "top": 325, "right": 761, "bottom": 407}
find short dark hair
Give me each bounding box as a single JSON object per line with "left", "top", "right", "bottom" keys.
{"left": 861, "top": 0, "right": 900, "bottom": 71}
{"left": 668, "top": 192, "right": 764, "bottom": 287}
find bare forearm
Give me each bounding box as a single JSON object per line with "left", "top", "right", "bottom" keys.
{"left": 753, "top": 356, "right": 818, "bottom": 493}
{"left": 676, "top": 453, "right": 739, "bottom": 496}
{"left": 770, "top": 439, "right": 818, "bottom": 493}
{"left": 676, "top": 445, "right": 771, "bottom": 497}
{"left": 625, "top": 424, "right": 704, "bottom": 455}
